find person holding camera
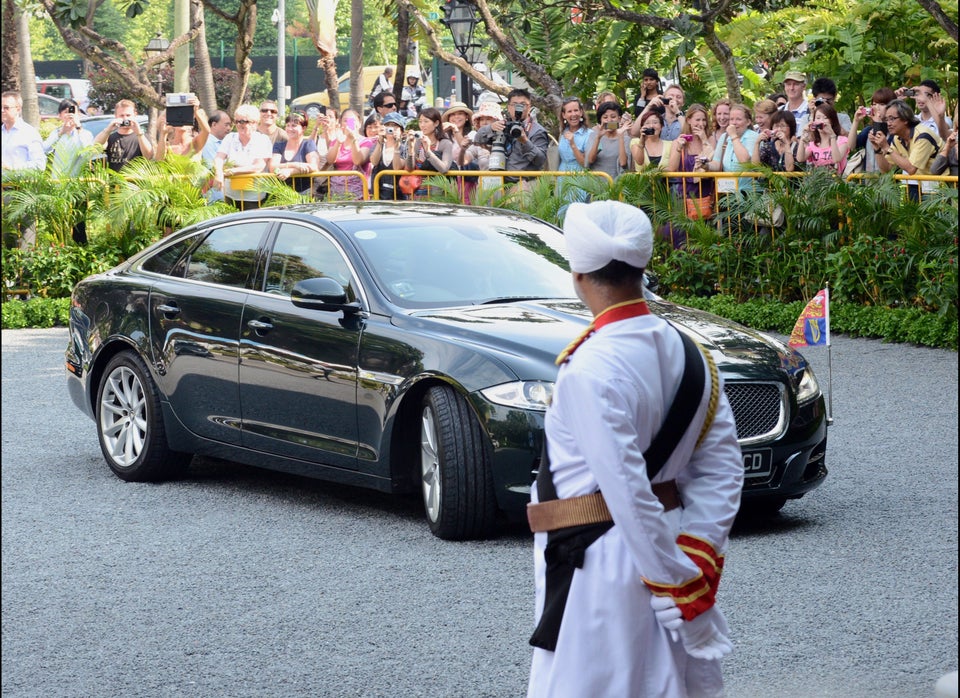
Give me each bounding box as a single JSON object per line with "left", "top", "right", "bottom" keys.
{"left": 155, "top": 99, "right": 210, "bottom": 162}
{"left": 797, "top": 103, "right": 848, "bottom": 173}
{"left": 630, "top": 111, "right": 670, "bottom": 169}
{"left": 41, "top": 98, "right": 95, "bottom": 245}
{"left": 810, "top": 78, "right": 851, "bottom": 136}
{"left": 473, "top": 88, "right": 550, "bottom": 181}
{"left": 44, "top": 98, "right": 94, "bottom": 177}
{"left": 873, "top": 99, "right": 943, "bottom": 201}
{"left": 369, "top": 112, "right": 408, "bottom": 200}
{"left": 751, "top": 110, "right": 798, "bottom": 172}
{"left": 94, "top": 99, "right": 153, "bottom": 171}
{"left": 898, "top": 80, "right": 952, "bottom": 140}
{"left": 845, "top": 87, "right": 896, "bottom": 174}
{"left": 586, "top": 101, "right": 631, "bottom": 179}
{"left": 629, "top": 86, "right": 682, "bottom": 142}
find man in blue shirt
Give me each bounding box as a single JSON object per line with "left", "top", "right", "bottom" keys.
{"left": 2, "top": 91, "right": 46, "bottom": 248}
{"left": 202, "top": 110, "right": 232, "bottom": 202}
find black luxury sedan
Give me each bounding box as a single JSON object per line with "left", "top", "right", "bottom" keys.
{"left": 65, "top": 202, "right": 828, "bottom": 539}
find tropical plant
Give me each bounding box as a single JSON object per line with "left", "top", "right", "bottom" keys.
{"left": 2, "top": 157, "right": 110, "bottom": 247}
{"left": 100, "top": 155, "right": 234, "bottom": 248}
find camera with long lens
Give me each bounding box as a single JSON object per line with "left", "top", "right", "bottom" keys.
{"left": 488, "top": 130, "right": 508, "bottom": 171}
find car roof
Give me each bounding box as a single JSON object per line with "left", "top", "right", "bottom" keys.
{"left": 235, "top": 201, "right": 537, "bottom": 225}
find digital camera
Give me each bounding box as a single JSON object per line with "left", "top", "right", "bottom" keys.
{"left": 386, "top": 126, "right": 396, "bottom": 135}
{"left": 810, "top": 123, "right": 823, "bottom": 130}
{"left": 165, "top": 92, "right": 196, "bottom": 107}
{"left": 120, "top": 119, "right": 132, "bottom": 127}
{"left": 504, "top": 104, "right": 525, "bottom": 140}
{"left": 903, "top": 88, "right": 917, "bottom": 97}
{"left": 642, "top": 127, "right": 656, "bottom": 135}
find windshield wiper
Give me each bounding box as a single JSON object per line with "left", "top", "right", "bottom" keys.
{"left": 478, "top": 296, "right": 549, "bottom": 305}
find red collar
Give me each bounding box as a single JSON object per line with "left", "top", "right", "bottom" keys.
{"left": 556, "top": 299, "right": 650, "bottom": 365}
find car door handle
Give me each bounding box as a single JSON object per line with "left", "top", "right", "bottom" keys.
{"left": 156, "top": 303, "right": 180, "bottom": 315}
{"left": 247, "top": 319, "right": 273, "bottom": 332}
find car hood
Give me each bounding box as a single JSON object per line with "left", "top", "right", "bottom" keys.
{"left": 399, "top": 298, "right": 801, "bottom": 383}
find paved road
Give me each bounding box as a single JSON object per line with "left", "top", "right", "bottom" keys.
{"left": 2, "top": 328, "right": 957, "bottom": 697}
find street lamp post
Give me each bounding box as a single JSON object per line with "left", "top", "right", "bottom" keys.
{"left": 144, "top": 32, "right": 170, "bottom": 97}
{"left": 271, "top": 2, "right": 286, "bottom": 117}
{"left": 441, "top": 0, "right": 481, "bottom": 108}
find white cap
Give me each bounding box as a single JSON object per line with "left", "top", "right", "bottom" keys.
{"left": 562, "top": 201, "right": 653, "bottom": 273}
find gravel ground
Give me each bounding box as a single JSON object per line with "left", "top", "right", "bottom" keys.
{"left": 2, "top": 328, "right": 956, "bottom": 697}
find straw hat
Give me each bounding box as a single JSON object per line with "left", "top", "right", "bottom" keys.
{"left": 472, "top": 101, "right": 503, "bottom": 127}
{"left": 442, "top": 101, "right": 474, "bottom": 122}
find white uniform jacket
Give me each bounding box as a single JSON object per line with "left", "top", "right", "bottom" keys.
{"left": 528, "top": 312, "right": 743, "bottom": 698}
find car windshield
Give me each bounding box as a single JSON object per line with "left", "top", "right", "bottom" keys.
{"left": 340, "top": 215, "right": 574, "bottom": 308}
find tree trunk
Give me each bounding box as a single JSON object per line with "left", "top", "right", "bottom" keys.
{"left": 702, "top": 23, "right": 741, "bottom": 103}
{"left": 394, "top": 4, "right": 410, "bottom": 101}
{"left": 2, "top": 0, "right": 20, "bottom": 93}
{"left": 202, "top": 0, "right": 258, "bottom": 115}
{"left": 16, "top": 5, "right": 39, "bottom": 126}
{"left": 191, "top": 0, "right": 218, "bottom": 112}
{"left": 349, "top": 0, "right": 363, "bottom": 114}
{"left": 320, "top": 55, "right": 340, "bottom": 114}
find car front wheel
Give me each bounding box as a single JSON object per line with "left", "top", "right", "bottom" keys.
{"left": 96, "top": 352, "right": 189, "bottom": 482}
{"left": 419, "top": 385, "right": 498, "bottom": 540}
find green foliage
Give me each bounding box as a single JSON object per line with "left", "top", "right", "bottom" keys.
{"left": 88, "top": 66, "right": 271, "bottom": 114}
{"left": 669, "top": 294, "right": 958, "bottom": 350}
{"left": 798, "top": 0, "right": 957, "bottom": 107}
{"left": 1, "top": 297, "right": 71, "bottom": 329}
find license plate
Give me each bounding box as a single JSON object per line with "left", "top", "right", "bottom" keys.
{"left": 742, "top": 449, "right": 773, "bottom": 479}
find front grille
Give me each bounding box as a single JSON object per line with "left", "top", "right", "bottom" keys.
{"left": 724, "top": 382, "right": 787, "bottom": 444}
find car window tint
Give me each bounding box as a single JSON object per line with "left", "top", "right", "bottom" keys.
{"left": 141, "top": 236, "right": 200, "bottom": 276}
{"left": 265, "top": 223, "right": 355, "bottom": 299}
{"left": 182, "top": 222, "right": 266, "bottom": 288}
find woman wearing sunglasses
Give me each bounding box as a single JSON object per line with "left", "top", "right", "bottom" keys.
{"left": 212, "top": 104, "right": 272, "bottom": 209}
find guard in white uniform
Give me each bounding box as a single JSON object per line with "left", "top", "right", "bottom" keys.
{"left": 526, "top": 201, "right": 744, "bottom": 698}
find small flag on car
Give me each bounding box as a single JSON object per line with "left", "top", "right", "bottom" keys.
{"left": 789, "top": 288, "right": 829, "bottom": 347}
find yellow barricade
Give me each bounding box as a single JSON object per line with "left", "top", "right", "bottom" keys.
{"left": 370, "top": 169, "right": 614, "bottom": 202}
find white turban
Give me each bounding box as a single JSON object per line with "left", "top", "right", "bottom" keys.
{"left": 562, "top": 201, "right": 653, "bottom": 273}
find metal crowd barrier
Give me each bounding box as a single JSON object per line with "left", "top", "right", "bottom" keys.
{"left": 370, "top": 169, "right": 614, "bottom": 201}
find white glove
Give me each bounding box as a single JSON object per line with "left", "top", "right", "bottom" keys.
{"left": 678, "top": 606, "right": 733, "bottom": 660}
{"left": 650, "top": 595, "right": 683, "bottom": 642}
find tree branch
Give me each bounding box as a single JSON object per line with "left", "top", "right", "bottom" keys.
{"left": 915, "top": 0, "right": 958, "bottom": 42}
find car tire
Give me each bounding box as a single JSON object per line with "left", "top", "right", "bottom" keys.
{"left": 96, "top": 352, "right": 190, "bottom": 482}
{"left": 419, "top": 385, "right": 498, "bottom": 540}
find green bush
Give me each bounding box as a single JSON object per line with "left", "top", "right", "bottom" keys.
{"left": 1, "top": 297, "right": 70, "bottom": 329}
{"left": 669, "top": 294, "right": 958, "bottom": 350}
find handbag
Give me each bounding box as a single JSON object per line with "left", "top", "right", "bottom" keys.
{"left": 685, "top": 195, "right": 714, "bottom": 220}
{"left": 842, "top": 148, "right": 866, "bottom": 178}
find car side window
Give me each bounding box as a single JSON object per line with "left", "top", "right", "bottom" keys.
{"left": 180, "top": 222, "right": 267, "bottom": 288}
{"left": 265, "top": 223, "right": 355, "bottom": 300}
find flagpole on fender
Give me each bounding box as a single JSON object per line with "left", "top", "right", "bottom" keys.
{"left": 825, "top": 282, "right": 833, "bottom": 426}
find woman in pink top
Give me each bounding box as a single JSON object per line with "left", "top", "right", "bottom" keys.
{"left": 797, "top": 104, "right": 848, "bottom": 173}
{"left": 327, "top": 108, "right": 374, "bottom": 199}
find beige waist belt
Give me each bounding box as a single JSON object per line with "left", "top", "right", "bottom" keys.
{"left": 527, "top": 480, "right": 682, "bottom": 533}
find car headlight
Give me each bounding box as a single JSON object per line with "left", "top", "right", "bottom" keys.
{"left": 796, "top": 366, "right": 821, "bottom": 405}
{"left": 480, "top": 381, "right": 554, "bottom": 411}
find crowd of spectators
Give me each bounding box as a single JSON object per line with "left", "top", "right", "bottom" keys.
{"left": 3, "top": 68, "right": 957, "bottom": 250}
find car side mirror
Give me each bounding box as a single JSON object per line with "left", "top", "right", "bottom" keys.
{"left": 290, "top": 277, "right": 360, "bottom": 314}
